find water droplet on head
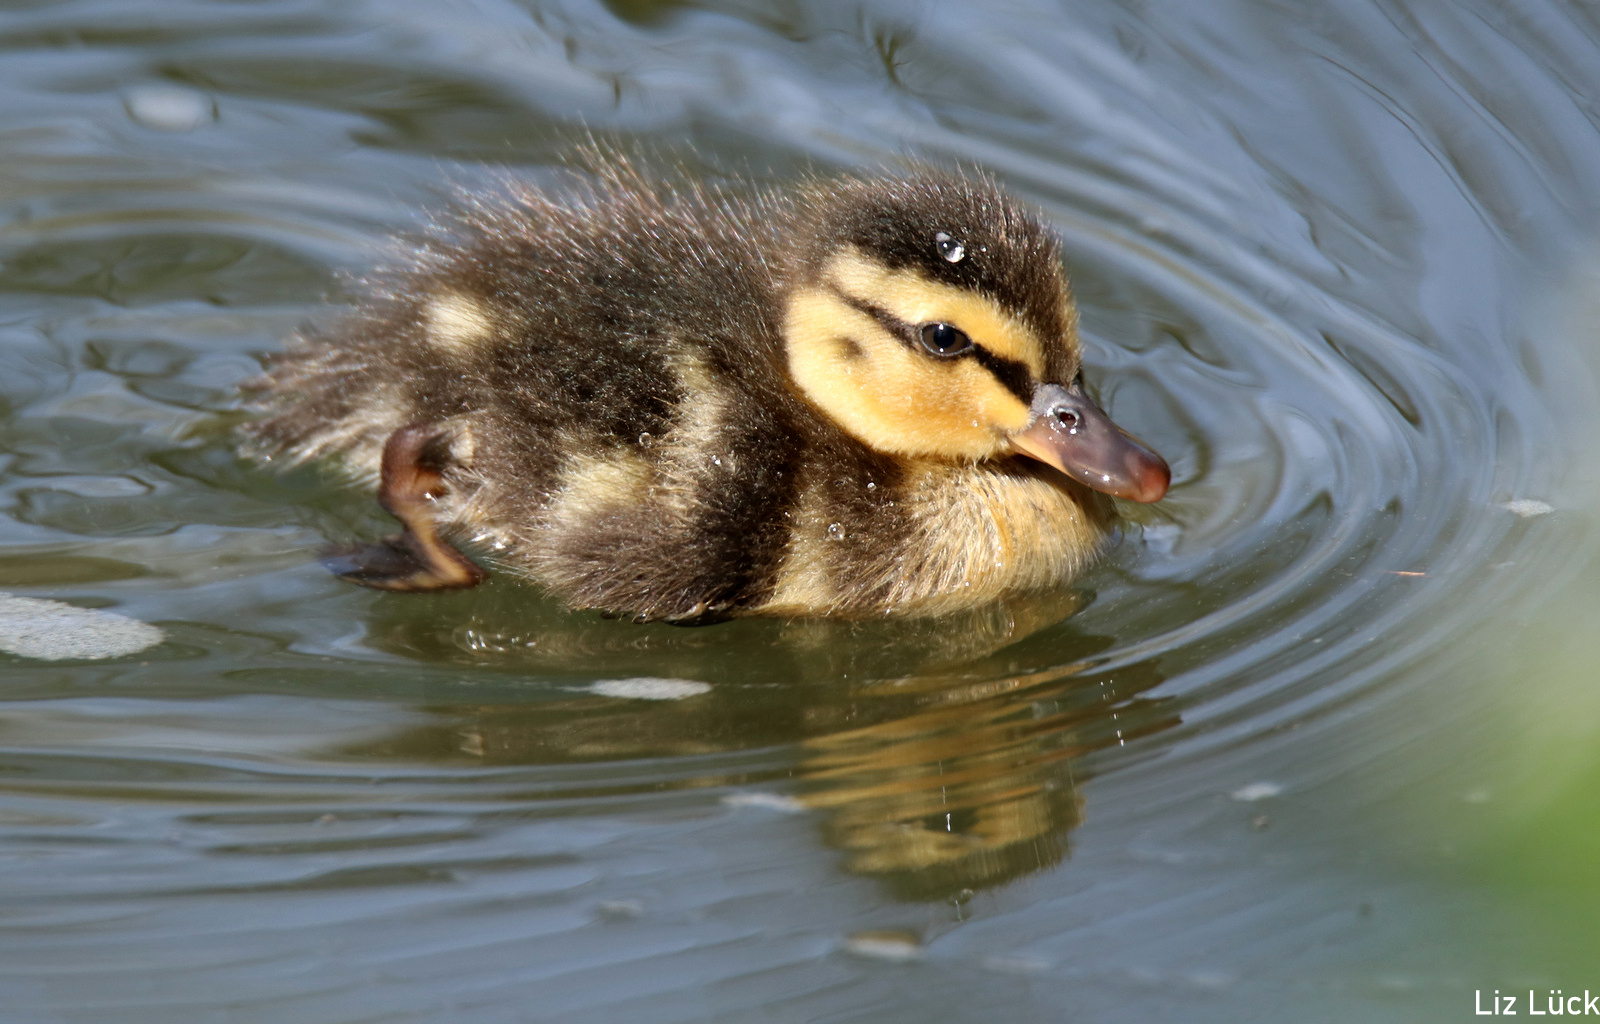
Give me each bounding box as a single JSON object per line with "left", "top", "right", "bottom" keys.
{"left": 934, "top": 231, "right": 965, "bottom": 263}
{"left": 826, "top": 522, "right": 845, "bottom": 540}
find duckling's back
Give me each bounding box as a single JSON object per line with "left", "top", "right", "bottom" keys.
{"left": 247, "top": 168, "right": 831, "bottom": 620}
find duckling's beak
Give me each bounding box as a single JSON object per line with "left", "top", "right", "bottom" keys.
{"left": 1008, "top": 383, "right": 1170, "bottom": 502}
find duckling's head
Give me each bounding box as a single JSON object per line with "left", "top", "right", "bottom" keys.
{"left": 784, "top": 172, "right": 1169, "bottom": 502}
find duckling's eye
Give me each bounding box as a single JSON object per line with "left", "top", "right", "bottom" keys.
{"left": 919, "top": 322, "right": 972, "bottom": 357}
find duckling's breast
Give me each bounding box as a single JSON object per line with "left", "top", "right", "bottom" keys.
{"left": 760, "top": 458, "right": 1116, "bottom": 617}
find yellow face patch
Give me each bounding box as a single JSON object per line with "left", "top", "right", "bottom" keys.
{"left": 784, "top": 250, "right": 1053, "bottom": 460}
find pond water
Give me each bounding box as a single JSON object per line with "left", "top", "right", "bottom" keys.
{"left": 2, "top": 1, "right": 1599, "bottom": 1021}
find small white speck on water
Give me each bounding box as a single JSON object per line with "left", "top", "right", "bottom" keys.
{"left": 123, "top": 85, "right": 213, "bottom": 131}
{"left": 934, "top": 231, "right": 965, "bottom": 262}
{"left": 1501, "top": 498, "right": 1554, "bottom": 518}
{"left": 722, "top": 791, "right": 807, "bottom": 813}
{"left": 596, "top": 899, "right": 644, "bottom": 920}
{"left": 980, "top": 954, "right": 1051, "bottom": 976}
{"left": 844, "top": 931, "right": 922, "bottom": 962}
{"left": 588, "top": 677, "right": 711, "bottom": 701}
{"left": 1183, "top": 970, "right": 1236, "bottom": 991}
{"left": 1230, "top": 781, "right": 1283, "bottom": 802}
{"left": 0, "top": 594, "right": 164, "bottom": 661}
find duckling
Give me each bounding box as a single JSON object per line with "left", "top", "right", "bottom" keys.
{"left": 242, "top": 158, "right": 1169, "bottom": 622}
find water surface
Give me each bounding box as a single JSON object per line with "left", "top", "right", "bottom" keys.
{"left": 2, "top": 1, "right": 1598, "bottom": 1021}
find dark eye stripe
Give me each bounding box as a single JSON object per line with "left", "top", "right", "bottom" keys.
{"left": 829, "top": 288, "right": 1035, "bottom": 404}
{"left": 833, "top": 290, "right": 908, "bottom": 339}
{"left": 970, "top": 347, "right": 1033, "bottom": 402}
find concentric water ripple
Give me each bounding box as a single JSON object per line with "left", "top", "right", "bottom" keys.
{"left": 0, "top": 0, "right": 1596, "bottom": 1020}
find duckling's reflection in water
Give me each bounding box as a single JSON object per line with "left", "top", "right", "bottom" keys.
{"left": 345, "top": 588, "right": 1176, "bottom": 899}
{"left": 797, "top": 657, "right": 1172, "bottom": 899}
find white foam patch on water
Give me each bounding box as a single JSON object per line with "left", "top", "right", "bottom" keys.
{"left": 587, "top": 677, "right": 711, "bottom": 700}
{"left": 123, "top": 85, "right": 213, "bottom": 131}
{"left": 1502, "top": 499, "right": 1555, "bottom": 518}
{"left": 1229, "top": 781, "right": 1283, "bottom": 802}
{"left": 0, "top": 595, "right": 164, "bottom": 661}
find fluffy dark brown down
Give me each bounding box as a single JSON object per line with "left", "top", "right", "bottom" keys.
{"left": 242, "top": 160, "right": 1116, "bottom": 621}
